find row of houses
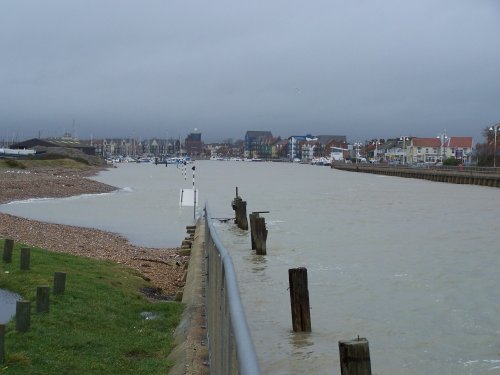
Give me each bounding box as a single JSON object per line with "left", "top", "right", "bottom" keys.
{"left": 7, "top": 130, "right": 475, "bottom": 165}
{"left": 242, "top": 131, "right": 475, "bottom": 164}
{"left": 243, "top": 131, "right": 348, "bottom": 160}
{"left": 361, "top": 136, "right": 474, "bottom": 164}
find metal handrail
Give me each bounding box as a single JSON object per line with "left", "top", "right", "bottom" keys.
{"left": 205, "top": 203, "right": 261, "bottom": 375}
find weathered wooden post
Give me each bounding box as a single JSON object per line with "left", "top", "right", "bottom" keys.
{"left": 36, "top": 286, "right": 50, "bottom": 313}
{"left": 3, "top": 239, "right": 14, "bottom": 263}
{"left": 288, "top": 267, "right": 311, "bottom": 332}
{"left": 231, "top": 195, "right": 248, "bottom": 230}
{"left": 254, "top": 217, "right": 268, "bottom": 255}
{"left": 53, "top": 272, "right": 67, "bottom": 294}
{"left": 338, "top": 338, "right": 372, "bottom": 375}
{"left": 15, "top": 301, "right": 31, "bottom": 332}
{"left": 249, "top": 212, "right": 259, "bottom": 249}
{"left": 0, "top": 324, "right": 5, "bottom": 364}
{"left": 20, "top": 247, "right": 30, "bottom": 270}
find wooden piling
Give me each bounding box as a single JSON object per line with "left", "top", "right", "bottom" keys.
{"left": 0, "top": 324, "right": 5, "bottom": 364}
{"left": 20, "top": 247, "right": 30, "bottom": 270}
{"left": 288, "top": 267, "right": 311, "bottom": 332}
{"left": 249, "top": 212, "right": 259, "bottom": 249}
{"left": 36, "top": 285, "right": 50, "bottom": 313}
{"left": 231, "top": 196, "right": 248, "bottom": 230}
{"left": 254, "top": 217, "right": 268, "bottom": 255}
{"left": 53, "top": 272, "right": 67, "bottom": 294}
{"left": 15, "top": 301, "right": 31, "bottom": 332}
{"left": 3, "top": 239, "right": 13, "bottom": 263}
{"left": 339, "top": 338, "right": 372, "bottom": 375}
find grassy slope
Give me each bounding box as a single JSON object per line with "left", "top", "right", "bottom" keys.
{"left": 0, "top": 158, "right": 92, "bottom": 170}
{"left": 0, "top": 240, "right": 184, "bottom": 374}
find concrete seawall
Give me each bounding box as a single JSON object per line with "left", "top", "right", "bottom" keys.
{"left": 332, "top": 164, "right": 500, "bottom": 188}
{"left": 167, "top": 220, "right": 209, "bottom": 375}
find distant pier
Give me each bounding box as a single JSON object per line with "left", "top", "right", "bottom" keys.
{"left": 332, "top": 163, "right": 500, "bottom": 188}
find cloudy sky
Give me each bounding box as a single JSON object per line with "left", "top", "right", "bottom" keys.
{"left": 1, "top": 0, "right": 499, "bottom": 143}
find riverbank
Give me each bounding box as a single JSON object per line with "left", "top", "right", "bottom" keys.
{"left": 0, "top": 162, "right": 187, "bottom": 297}
{"left": 331, "top": 162, "right": 500, "bottom": 187}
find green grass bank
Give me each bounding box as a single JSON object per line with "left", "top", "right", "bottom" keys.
{"left": 0, "top": 239, "right": 184, "bottom": 374}
{"left": 0, "top": 157, "right": 93, "bottom": 170}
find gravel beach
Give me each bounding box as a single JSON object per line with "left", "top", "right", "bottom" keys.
{"left": 0, "top": 165, "right": 187, "bottom": 297}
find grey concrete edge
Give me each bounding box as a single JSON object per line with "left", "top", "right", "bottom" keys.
{"left": 167, "top": 219, "right": 209, "bottom": 375}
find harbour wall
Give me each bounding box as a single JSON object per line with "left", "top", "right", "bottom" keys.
{"left": 332, "top": 163, "right": 500, "bottom": 188}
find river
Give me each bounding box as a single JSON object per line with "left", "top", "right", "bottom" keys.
{"left": 1, "top": 161, "right": 499, "bottom": 374}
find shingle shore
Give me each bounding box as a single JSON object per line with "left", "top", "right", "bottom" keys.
{"left": 0, "top": 166, "right": 187, "bottom": 297}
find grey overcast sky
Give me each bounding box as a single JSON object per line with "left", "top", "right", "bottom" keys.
{"left": 1, "top": 0, "right": 499, "bottom": 143}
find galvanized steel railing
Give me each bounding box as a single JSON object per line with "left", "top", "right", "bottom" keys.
{"left": 204, "top": 204, "right": 261, "bottom": 375}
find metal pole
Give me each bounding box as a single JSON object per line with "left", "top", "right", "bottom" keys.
{"left": 493, "top": 129, "right": 498, "bottom": 168}
{"left": 192, "top": 165, "right": 196, "bottom": 220}
{"left": 403, "top": 138, "right": 406, "bottom": 164}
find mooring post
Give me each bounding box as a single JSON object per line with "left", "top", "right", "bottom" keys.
{"left": 53, "top": 272, "right": 67, "bottom": 294}
{"left": 288, "top": 267, "right": 311, "bottom": 332}
{"left": 254, "top": 217, "right": 268, "bottom": 255}
{"left": 16, "top": 301, "right": 31, "bottom": 332}
{"left": 239, "top": 199, "right": 248, "bottom": 230}
{"left": 36, "top": 285, "right": 50, "bottom": 313}
{"left": 0, "top": 324, "right": 5, "bottom": 364}
{"left": 3, "top": 239, "right": 14, "bottom": 263}
{"left": 231, "top": 196, "right": 248, "bottom": 230}
{"left": 249, "top": 212, "right": 259, "bottom": 249}
{"left": 20, "top": 247, "right": 31, "bottom": 270}
{"left": 338, "top": 338, "right": 372, "bottom": 375}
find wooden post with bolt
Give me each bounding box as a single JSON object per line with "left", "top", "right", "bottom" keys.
{"left": 338, "top": 337, "right": 372, "bottom": 375}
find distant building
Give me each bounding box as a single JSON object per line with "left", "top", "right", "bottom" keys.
{"left": 244, "top": 131, "right": 273, "bottom": 158}
{"left": 409, "top": 136, "right": 473, "bottom": 164}
{"left": 288, "top": 134, "right": 346, "bottom": 161}
{"left": 185, "top": 129, "right": 204, "bottom": 156}
{"left": 11, "top": 138, "right": 96, "bottom": 156}
{"left": 287, "top": 136, "right": 306, "bottom": 161}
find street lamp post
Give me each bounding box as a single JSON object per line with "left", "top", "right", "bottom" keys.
{"left": 489, "top": 124, "right": 500, "bottom": 168}
{"left": 374, "top": 139, "right": 380, "bottom": 162}
{"left": 399, "top": 137, "right": 408, "bottom": 164}
{"left": 354, "top": 142, "right": 362, "bottom": 164}
{"left": 436, "top": 131, "right": 448, "bottom": 163}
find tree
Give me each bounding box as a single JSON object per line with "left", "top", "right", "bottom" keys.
{"left": 475, "top": 125, "right": 498, "bottom": 166}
